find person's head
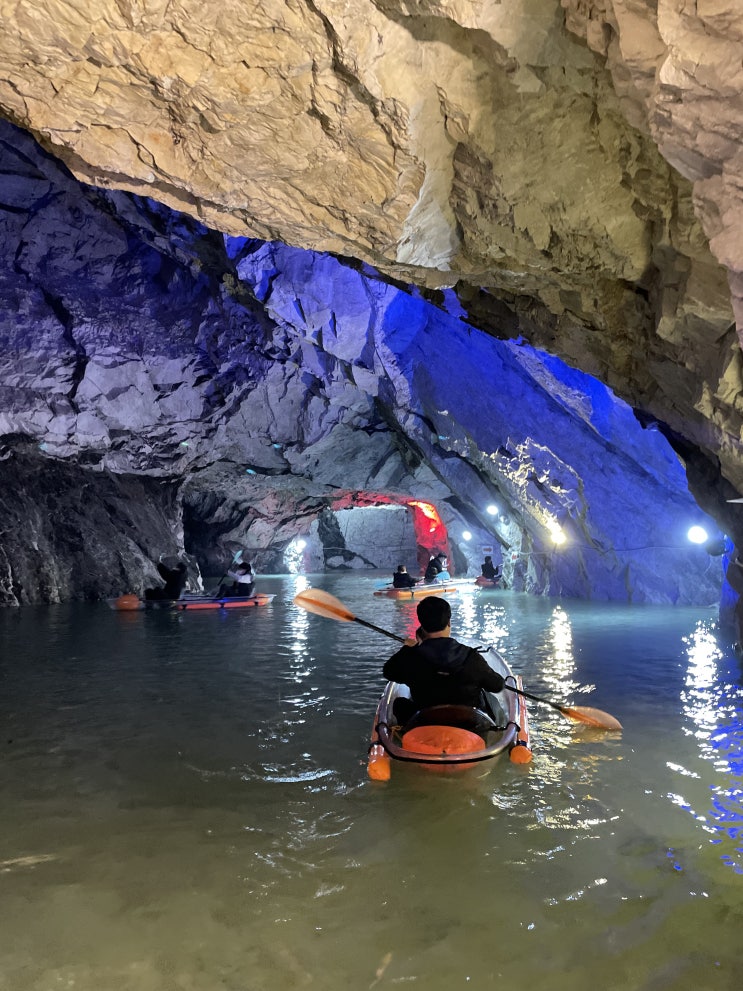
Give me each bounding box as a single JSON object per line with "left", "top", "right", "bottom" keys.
{"left": 485, "top": 555, "right": 492, "bottom": 563}
{"left": 416, "top": 595, "right": 451, "bottom": 634}
{"left": 396, "top": 564, "right": 407, "bottom": 573}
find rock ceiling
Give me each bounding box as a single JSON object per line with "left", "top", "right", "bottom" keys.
{"left": 0, "top": 0, "right": 742, "bottom": 602}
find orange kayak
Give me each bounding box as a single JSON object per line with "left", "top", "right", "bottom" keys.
{"left": 110, "top": 592, "right": 275, "bottom": 611}
{"left": 373, "top": 582, "right": 460, "bottom": 599}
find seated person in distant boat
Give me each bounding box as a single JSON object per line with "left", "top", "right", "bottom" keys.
{"left": 480, "top": 555, "right": 501, "bottom": 582}
{"left": 392, "top": 564, "right": 419, "bottom": 589}
{"left": 382, "top": 595, "right": 505, "bottom": 725}
{"left": 221, "top": 561, "right": 255, "bottom": 598}
{"left": 423, "top": 553, "right": 444, "bottom": 583}
{"left": 144, "top": 557, "right": 188, "bottom": 600}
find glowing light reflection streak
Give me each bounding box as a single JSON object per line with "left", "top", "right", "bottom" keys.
{"left": 540, "top": 607, "right": 589, "bottom": 702}
{"left": 679, "top": 622, "right": 743, "bottom": 874}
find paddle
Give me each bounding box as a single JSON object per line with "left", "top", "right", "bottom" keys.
{"left": 294, "top": 588, "right": 406, "bottom": 643}
{"left": 293, "top": 587, "right": 622, "bottom": 731}
{"left": 209, "top": 550, "right": 243, "bottom": 597}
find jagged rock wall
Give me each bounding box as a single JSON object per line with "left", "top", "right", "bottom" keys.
{"left": 0, "top": 120, "right": 723, "bottom": 604}
{"left": 563, "top": 0, "right": 743, "bottom": 323}
{"left": 0, "top": 453, "right": 192, "bottom": 606}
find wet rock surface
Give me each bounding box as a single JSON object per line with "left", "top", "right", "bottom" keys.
{"left": 0, "top": 121, "right": 725, "bottom": 605}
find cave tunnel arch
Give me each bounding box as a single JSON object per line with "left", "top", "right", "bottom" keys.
{"left": 183, "top": 487, "right": 509, "bottom": 579}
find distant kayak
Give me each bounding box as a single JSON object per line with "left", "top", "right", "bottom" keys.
{"left": 109, "top": 592, "right": 275, "bottom": 612}
{"left": 373, "top": 582, "right": 460, "bottom": 599}
{"left": 474, "top": 576, "right": 502, "bottom": 588}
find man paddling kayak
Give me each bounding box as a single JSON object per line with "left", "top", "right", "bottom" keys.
{"left": 382, "top": 596, "right": 505, "bottom": 724}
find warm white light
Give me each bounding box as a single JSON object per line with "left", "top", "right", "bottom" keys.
{"left": 687, "top": 526, "right": 708, "bottom": 545}
{"left": 462, "top": 530, "right": 472, "bottom": 541}
{"left": 486, "top": 504, "right": 499, "bottom": 516}
{"left": 546, "top": 519, "right": 566, "bottom": 545}
{"left": 295, "top": 538, "right": 307, "bottom": 551}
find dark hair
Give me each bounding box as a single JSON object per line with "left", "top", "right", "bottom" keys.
{"left": 416, "top": 596, "right": 451, "bottom": 633}
{"left": 396, "top": 564, "right": 406, "bottom": 572}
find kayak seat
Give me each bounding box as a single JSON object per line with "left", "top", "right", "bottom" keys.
{"left": 403, "top": 704, "right": 499, "bottom": 738}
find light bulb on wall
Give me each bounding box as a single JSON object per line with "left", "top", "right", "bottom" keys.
{"left": 547, "top": 519, "right": 566, "bottom": 545}
{"left": 462, "top": 531, "right": 472, "bottom": 541}
{"left": 486, "top": 504, "right": 499, "bottom": 516}
{"left": 687, "top": 526, "right": 708, "bottom": 545}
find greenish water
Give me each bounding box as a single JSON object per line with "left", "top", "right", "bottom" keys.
{"left": 1, "top": 574, "right": 742, "bottom": 990}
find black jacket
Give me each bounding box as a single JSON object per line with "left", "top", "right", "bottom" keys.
{"left": 158, "top": 562, "right": 187, "bottom": 599}
{"left": 392, "top": 572, "right": 417, "bottom": 588}
{"left": 383, "top": 637, "right": 505, "bottom": 709}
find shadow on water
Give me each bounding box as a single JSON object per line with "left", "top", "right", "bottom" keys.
{"left": 1, "top": 574, "right": 743, "bottom": 989}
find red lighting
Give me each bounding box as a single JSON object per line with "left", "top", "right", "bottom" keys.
{"left": 408, "top": 500, "right": 441, "bottom": 533}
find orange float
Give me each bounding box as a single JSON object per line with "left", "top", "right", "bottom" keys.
{"left": 509, "top": 675, "right": 533, "bottom": 764}
{"left": 113, "top": 593, "right": 142, "bottom": 611}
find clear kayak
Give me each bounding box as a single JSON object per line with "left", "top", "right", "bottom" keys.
{"left": 109, "top": 592, "right": 275, "bottom": 611}
{"left": 367, "top": 647, "right": 532, "bottom": 780}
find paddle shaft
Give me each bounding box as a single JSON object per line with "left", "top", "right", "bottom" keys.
{"left": 505, "top": 684, "right": 573, "bottom": 714}
{"left": 355, "top": 616, "right": 406, "bottom": 642}
{"left": 349, "top": 616, "right": 604, "bottom": 718}
{"left": 293, "top": 588, "right": 620, "bottom": 728}
{"left": 209, "top": 551, "right": 244, "bottom": 596}
{"left": 358, "top": 622, "right": 561, "bottom": 707}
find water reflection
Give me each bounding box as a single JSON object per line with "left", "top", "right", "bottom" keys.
{"left": 4, "top": 584, "right": 743, "bottom": 987}
{"left": 678, "top": 621, "right": 743, "bottom": 873}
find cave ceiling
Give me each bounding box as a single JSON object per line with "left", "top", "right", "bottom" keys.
{"left": 0, "top": 0, "right": 742, "bottom": 603}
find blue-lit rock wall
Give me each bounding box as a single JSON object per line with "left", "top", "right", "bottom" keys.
{"left": 0, "top": 121, "right": 722, "bottom": 605}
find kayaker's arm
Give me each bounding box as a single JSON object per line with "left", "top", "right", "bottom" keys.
{"left": 469, "top": 650, "right": 505, "bottom": 693}
{"left": 383, "top": 644, "right": 417, "bottom": 681}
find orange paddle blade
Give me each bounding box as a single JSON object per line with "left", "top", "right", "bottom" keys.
{"left": 559, "top": 705, "right": 622, "bottom": 731}
{"left": 293, "top": 588, "right": 356, "bottom": 623}
{"left": 509, "top": 686, "right": 622, "bottom": 732}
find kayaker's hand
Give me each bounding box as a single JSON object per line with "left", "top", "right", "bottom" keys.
{"left": 403, "top": 637, "right": 417, "bottom": 647}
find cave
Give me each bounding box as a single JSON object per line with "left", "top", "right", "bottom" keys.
{"left": 0, "top": 5, "right": 741, "bottom": 618}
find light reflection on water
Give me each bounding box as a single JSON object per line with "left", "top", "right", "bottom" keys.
{"left": 1, "top": 574, "right": 743, "bottom": 990}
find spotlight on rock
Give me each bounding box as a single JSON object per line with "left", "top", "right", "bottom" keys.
{"left": 687, "top": 525, "right": 708, "bottom": 545}
{"left": 462, "top": 531, "right": 472, "bottom": 541}
{"left": 486, "top": 504, "right": 499, "bottom": 516}
{"left": 548, "top": 521, "right": 566, "bottom": 546}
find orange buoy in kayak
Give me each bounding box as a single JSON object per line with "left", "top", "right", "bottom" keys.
{"left": 402, "top": 725, "right": 485, "bottom": 756}
{"left": 114, "top": 593, "right": 142, "bottom": 611}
